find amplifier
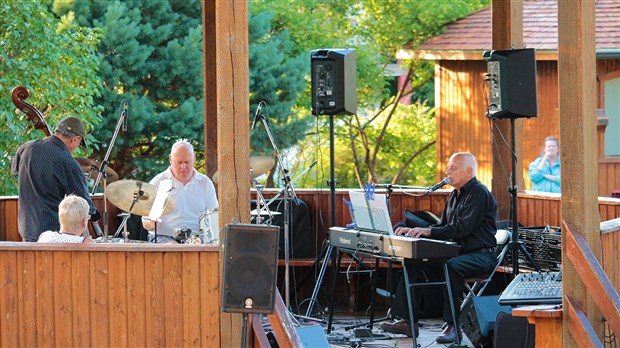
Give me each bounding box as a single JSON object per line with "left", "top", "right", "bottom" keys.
{"left": 505, "top": 226, "right": 562, "bottom": 271}
{"left": 498, "top": 272, "right": 562, "bottom": 306}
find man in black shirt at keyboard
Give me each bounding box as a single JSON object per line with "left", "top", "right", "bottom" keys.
{"left": 11, "top": 117, "right": 98, "bottom": 242}
{"left": 380, "top": 152, "right": 497, "bottom": 344}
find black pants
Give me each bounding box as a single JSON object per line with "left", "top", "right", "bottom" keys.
{"left": 391, "top": 251, "right": 496, "bottom": 324}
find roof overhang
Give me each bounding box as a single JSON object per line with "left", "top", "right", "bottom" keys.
{"left": 398, "top": 48, "right": 620, "bottom": 61}
{"left": 397, "top": 49, "right": 558, "bottom": 61}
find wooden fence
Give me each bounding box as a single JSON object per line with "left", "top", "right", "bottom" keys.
{"left": 0, "top": 243, "right": 220, "bottom": 347}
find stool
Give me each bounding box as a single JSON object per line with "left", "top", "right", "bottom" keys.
{"left": 461, "top": 229, "right": 511, "bottom": 311}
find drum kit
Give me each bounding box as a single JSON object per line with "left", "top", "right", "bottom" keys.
{"left": 76, "top": 158, "right": 119, "bottom": 186}
{"left": 81, "top": 156, "right": 277, "bottom": 244}
{"left": 211, "top": 155, "right": 274, "bottom": 184}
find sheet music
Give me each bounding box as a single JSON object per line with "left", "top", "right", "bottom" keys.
{"left": 348, "top": 190, "right": 393, "bottom": 235}
{"left": 368, "top": 194, "right": 393, "bottom": 234}
{"left": 147, "top": 179, "right": 172, "bottom": 223}
{"left": 349, "top": 191, "right": 374, "bottom": 230}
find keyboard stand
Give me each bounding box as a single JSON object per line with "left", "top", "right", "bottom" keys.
{"left": 326, "top": 247, "right": 463, "bottom": 348}
{"left": 326, "top": 247, "right": 379, "bottom": 333}
{"left": 401, "top": 258, "right": 463, "bottom": 348}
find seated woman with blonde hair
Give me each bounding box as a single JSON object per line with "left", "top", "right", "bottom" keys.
{"left": 38, "top": 195, "right": 94, "bottom": 243}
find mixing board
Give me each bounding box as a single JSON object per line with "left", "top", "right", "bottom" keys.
{"left": 498, "top": 272, "right": 562, "bottom": 306}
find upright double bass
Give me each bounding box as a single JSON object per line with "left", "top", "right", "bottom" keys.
{"left": 11, "top": 85, "right": 104, "bottom": 237}
{"left": 11, "top": 86, "right": 52, "bottom": 136}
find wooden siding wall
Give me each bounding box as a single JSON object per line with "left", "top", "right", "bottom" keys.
{"left": 436, "top": 59, "right": 620, "bottom": 196}
{"left": 0, "top": 243, "right": 220, "bottom": 347}
{"left": 435, "top": 60, "right": 493, "bottom": 186}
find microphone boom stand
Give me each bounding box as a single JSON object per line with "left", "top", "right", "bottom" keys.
{"left": 91, "top": 101, "right": 127, "bottom": 242}
{"left": 254, "top": 113, "right": 300, "bottom": 309}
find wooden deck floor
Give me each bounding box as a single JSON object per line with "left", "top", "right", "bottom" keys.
{"left": 286, "top": 308, "right": 475, "bottom": 348}
{"left": 327, "top": 314, "right": 474, "bottom": 347}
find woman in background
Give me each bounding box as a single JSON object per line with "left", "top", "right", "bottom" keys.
{"left": 528, "top": 136, "right": 561, "bottom": 193}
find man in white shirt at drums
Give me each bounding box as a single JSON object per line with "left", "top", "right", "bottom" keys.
{"left": 142, "top": 140, "right": 218, "bottom": 244}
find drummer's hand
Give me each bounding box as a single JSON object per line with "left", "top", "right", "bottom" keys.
{"left": 142, "top": 217, "right": 155, "bottom": 231}
{"left": 90, "top": 209, "right": 102, "bottom": 222}
{"left": 395, "top": 227, "right": 431, "bottom": 238}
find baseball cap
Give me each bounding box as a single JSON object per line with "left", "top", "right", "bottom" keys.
{"left": 56, "top": 117, "right": 87, "bottom": 146}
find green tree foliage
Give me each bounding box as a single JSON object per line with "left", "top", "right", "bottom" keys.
{"left": 248, "top": 11, "right": 310, "bottom": 186}
{"left": 0, "top": 0, "right": 101, "bottom": 195}
{"left": 54, "top": 0, "right": 205, "bottom": 181}
{"left": 51, "top": 1, "right": 310, "bottom": 187}
{"left": 252, "top": 0, "right": 489, "bottom": 188}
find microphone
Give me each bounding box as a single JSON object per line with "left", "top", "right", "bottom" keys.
{"left": 122, "top": 100, "right": 128, "bottom": 132}
{"left": 91, "top": 223, "right": 103, "bottom": 237}
{"left": 251, "top": 102, "right": 263, "bottom": 130}
{"left": 427, "top": 177, "right": 452, "bottom": 192}
{"left": 89, "top": 210, "right": 103, "bottom": 237}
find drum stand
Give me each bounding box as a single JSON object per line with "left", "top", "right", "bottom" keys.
{"left": 251, "top": 162, "right": 316, "bottom": 225}
{"left": 252, "top": 182, "right": 277, "bottom": 225}
{"left": 111, "top": 189, "right": 147, "bottom": 241}
{"left": 113, "top": 212, "right": 131, "bottom": 241}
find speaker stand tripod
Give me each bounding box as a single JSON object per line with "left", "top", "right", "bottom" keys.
{"left": 502, "top": 117, "right": 542, "bottom": 275}
{"left": 305, "top": 114, "right": 338, "bottom": 317}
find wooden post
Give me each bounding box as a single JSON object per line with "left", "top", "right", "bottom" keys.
{"left": 203, "top": 1, "right": 218, "bottom": 179}
{"left": 203, "top": 0, "right": 251, "bottom": 346}
{"left": 490, "top": 0, "right": 524, "bottom": 220}
{"left": 557, "top": 1, "right": 602, "bottom": 346}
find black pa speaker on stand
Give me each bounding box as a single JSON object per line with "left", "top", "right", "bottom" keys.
{"left": 221, "top": 223, "right": 280, "bottom": 314}
{"left": 484, "top": 48, "right": 538, "bottom": 119}
{"left": 311, "top": 49, "right": 357, "bottom": 116}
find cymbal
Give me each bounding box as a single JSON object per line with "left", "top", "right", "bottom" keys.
{"left": 250, "top": 209, "right": 282, "bottom": 216}
{"left": 106, "top": 180, "right": 175, "bottom": 217}
{"left": 76, "top": 158, "right": 119, "bottom": 184}
{"left": 212, "top": 156, "right": 275, "bottom": 184}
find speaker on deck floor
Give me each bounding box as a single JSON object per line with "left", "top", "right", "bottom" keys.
{"left": 493, "top": 311, "right": 535, "bottom": 348}
{"left": 221, "top": 223, "right": 280, "bottom": 314}
{"left": 460, "top": 295, "right": 511, "bottom": 347}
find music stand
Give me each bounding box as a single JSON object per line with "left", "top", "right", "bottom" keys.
{"left": 144, "top": 179, "right": 173, "bottom": 243}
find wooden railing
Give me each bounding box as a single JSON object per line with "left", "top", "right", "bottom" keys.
{"left": 0, "top": 243, "right": 221, "bottom": 347}
{"left": 2, "top": 190, "right": 620, "bottom": 251}
{"left": 563, "top": 222, "right": 620, "bottom": 346}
